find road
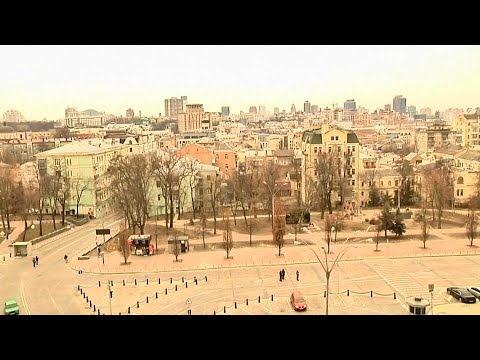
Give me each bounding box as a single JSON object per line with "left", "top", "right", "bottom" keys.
{"left": 1, "top": 213, "right": 124, "bottom": 315}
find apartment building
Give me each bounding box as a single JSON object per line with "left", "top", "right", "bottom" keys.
{"left": 301, "top": 124, "right": 360, "bottom": 206}
{"left": 451, "top": 114, "right": 480, "bottom": 148}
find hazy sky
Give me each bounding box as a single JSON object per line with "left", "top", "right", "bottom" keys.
{"left": 1, "top": 45, "right": 480, "bottom": 120}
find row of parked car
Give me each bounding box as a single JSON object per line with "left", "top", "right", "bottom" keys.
{"left": 447, "top": 287, "right": 480, "bottom": 304}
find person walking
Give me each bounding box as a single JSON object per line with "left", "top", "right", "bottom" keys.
{"left": 32, "top": 257, "right": 36, "bottom": 268}
{"left": 64, "top": 254, "right": 68, "bottom": 263}
{"left": 282, "top": 269, "right": 286, "bottom": 280}
{"left": 279, "top": 270, "right": 283, "bottom": 282}
{"left": 296, "top": 270, "right": 299, "bottom": 281}
{"left": 35, "top": 256, "right": 39, "bottom": 265}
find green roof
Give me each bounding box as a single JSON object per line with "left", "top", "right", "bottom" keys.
{"left": 347, "top": 132, "right": 359, "bottom": 143}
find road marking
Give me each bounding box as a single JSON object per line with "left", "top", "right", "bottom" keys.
{"left": 20, "top": 280, "right": 31, "bottom": 315}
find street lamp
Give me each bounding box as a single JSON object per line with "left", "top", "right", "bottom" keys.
{"left": 428, "top": 283, "right": 434, "bottom": 315}
{"left": 263, "top": 181, "right": 288, "bottom": 228}
{"left": 297, "top": 230, "right": 360, "bottom": 315}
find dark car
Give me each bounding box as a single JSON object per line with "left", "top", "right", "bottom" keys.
{"left": 447, "top": 287, "right": 477, "bottom": 303}
{"left": 290, "top": 291, "right": 307, "bottom": 311}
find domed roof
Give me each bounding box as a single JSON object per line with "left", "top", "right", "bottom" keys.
{"left": 0, "top": 125, "right": 14, "bottom": 133}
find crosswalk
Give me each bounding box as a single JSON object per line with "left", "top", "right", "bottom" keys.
{"left": 366, "top": 259, "right": 446, "bottom": 306}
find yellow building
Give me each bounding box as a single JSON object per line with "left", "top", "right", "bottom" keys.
{"left": 301, "top": 124, "right": 360, "bottom": 206}
{"left": 451, "top": 114, "right": 480, "bottom": 148}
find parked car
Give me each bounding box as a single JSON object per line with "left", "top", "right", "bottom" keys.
{"left": 290, "top": 291, "right": 307, "bottom": 311}
{"left": 467, "top": 287, "right": 480, "bottom": 299}
{"left": 447, "top": 287, "right": 476, "bottom": 303}
{"left": 4, "top": 299, "right": 19, "bottom": 315}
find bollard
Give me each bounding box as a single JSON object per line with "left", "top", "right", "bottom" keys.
{"left": 186, "top": 282, "right": 188, "bottom": 288}
{"left": 80, "top": 288, "right": 83, "bottom": 295}
{"left": 195, "top": 278, "right": 198, "bottom": 285}
{"left": 175, "top": 284, "right": 177, "bottom": 291}
{"left": 93, "top": 305, "right": 96, "bottom": 312}
{"left": 370, "top": 291, "right": 373, "bottom": 297}
{"left": 258, "top": 296, "right": 260, "bottom": 303}
{"left": 156, "top": 292, "right": 158, "bottom": 299}
{"left": 182, "top": 276, "right": 184, "bottom": 283}
{"left": 394, "top": 293, "right": 396, "bottom": 300}
{"left": 170, "top": 277, "right": 172, "bottom": 283}
{"left": 324, "top": 291, "right": 326, "bottom": 298}
{"left": 224, "top": 306, "right": 226, "bottom": 313}
{"left": 99, "top": 281, "right": 101, "bottom": 287}
{"left": 146, "top": 279, "right": 149, "bottom": 285}
{"left": 205, "top": 275, "right": 208, "bottom": 282}
{"left": 271, "top": 295, "right": 273, "bottom": 301}
{"left": 135, "top": 279, "right": 137, "bottom": 285}
{"left": 246, "top": 299, "right": 248, "bottom": 305}
{"left": 3, "top": 256, "right": 5, "bottom": 261}
{"left": 89, "top": 300, "right": 92, "bottom": 307}
{"left": 146, "top": 297, "right": 149, "bottom": 304}
{"left": 128, "top": 307, "right": 130, "bottom": 314}
{"left": 347, "top": 290, "right": 350, "bottom": 296}
{"left": 77, "top": 285, "right": 80, "bottom": 291}
{"left": 110, "top": 280, "right": 113, "bottom": 287}
{"left": 123, "top": 280, "right": 125, "bottom": 286}
{"left": 235, "top": 302, "right": 237, "bottom": 309}
{"left": 214, "top": 311, "right": 216, "bottom": 315}
{"left": 119, "top": 312, "right": 121, "bottom": 315}
{"left": 98, "top": 309, "right": 100, "bottom": 315}
{"left": 165, "top": 288, "right": 168, "bottom": 295}
{"left": 10, "top": 253, "right": 11, "bottom": 257}
{"left": 137, "top": 301, "right": 139, "bottom": 308}
{"left": 83, "top": 292, "right": 86, "bottom": 298}
{"left": 86, "top": 296, "right": 89, "bottom": 302}
{"left": 158, "top": 278, "right": 161, "bottom": 284}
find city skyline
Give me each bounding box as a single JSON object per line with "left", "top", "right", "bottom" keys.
{"left": 1, "top": 45, "right": 480, "bottom": 120}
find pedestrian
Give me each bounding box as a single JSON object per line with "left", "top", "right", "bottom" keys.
{"left": 32, "top": 257, "right": 36, "bottom": 268}
{"left": 296, "top": 270, "right": 299, "bottom": 281}
{"left": 64, "top": 254, "right": 68, "bottom": 263}
{"left": 279, "top": 270, "right": 282, "bottom": 282}
{"left": 35, "top": 255, "right": 39, "bottom": 265}
{"left": 282, "top": 269, "right": 286, "bottom": 280}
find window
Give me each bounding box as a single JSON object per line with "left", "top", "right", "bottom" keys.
{"left": 351, "top": 180, "right": 355, "bottom": 186}
{"left": 388, "top": 181, "right": 391, "bottom": 186}
{"left": 225, "top": 164, "right": 229, "bottom": 170}
{"left": 352, "top": 169, "right": 355, "bottom": 175}
{"left": 130, "top": 148, "right": 133, "bottom": 152}
{"left": 55, "top": 159, "right": 61, "bottom": 166}
{"left": 381, "top": 181, "right": 384, "bottom": 186}
{"left": 335, "top": 136, "right": 339, "bottom": 141}
{"left": 461, "top": 189, "right": 464, "bottom": 196}
{"left": 457, "top": 177, "right": 464, "bottom": 184}
{"left": 207, "top": 175, "right": 211, "bottom": 181}
{"left": 331, "top": 136, "right": 334, "bottom": 141}
{"left": 156, "top": 181, "right": 161, "bottom": 188}
{"left": 361, "top": 191, "right": 364, "bottom": 196}
{"left": 225, "top": 154, "right": 228, "bottom": 160}
{"left": 158, "top": 194, "right": 161, "bottom": 201}
{"left": 361, "top": 182, "right": 364, "bottom": 187}
{"left": 395, "top": 180, "right": 399, "bottom": 186}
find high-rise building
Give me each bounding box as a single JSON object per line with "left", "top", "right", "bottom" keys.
{"left": 344, "top": 99, "right": 356, "bottom": 111}
{"left": 311, "top": 105, "right": 319, "bottom": 114}
{"left": 258, "top": 105, "right": 266, "bottom": 115}
{"left": 178, "top": 104, "right": 205, "bottom": 133}
{"left": 249, "top": 106, "right": 257, "bottom": 114}
{"left": 291, "top": 104, "right": 296, "bottom": 114}
{"left": 221, "top": 106, "right": 230, "bottom": 117}
{"left": 164, "top": 96, "right": 188, "bottom": 119}
{"left": 274, "top": 107, "right": 280, "bottom": 115}
{"left": 407, "top": 105, "right": 416, "bottom": 117}
{"left": 304, "top": 101, "right": 311, "bottom": 114}
{"left": 393, "top": 95, "right": 407, "bottom": 114}
{"left": 126, "top": 108, "right": 134, "bottom": 119}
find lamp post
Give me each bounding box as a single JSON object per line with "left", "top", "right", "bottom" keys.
{"left": 263, "top": 181, "right": 287, "bottom": 229}
{"left": 155, "top": 206, "right": 159, "bottom": 252}
{"left": 428, "top": 283, "right": 434, "bottom": 315}
{"left": 297, "top": 230, "right": 360, "bottom": 315}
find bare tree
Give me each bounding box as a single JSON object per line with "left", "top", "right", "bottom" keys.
{"left": 223, "top": 213, "right": 233, "bottom": 259}
{"left": 262, "top": 161, "right": 280, "bottom": 223}
{"left": 73, "top": 179, "right": 89, "bottom": 218}
{"left": 118, "top": 229, "right": 131, "bottom": 265}
{"left": 414, "top": 204, "right": 430, "bottom": 249}
{"left": 273, "top": 198, "right": 286, "bottom": 256}
{"left": 324, "top": 215, "right": 334, "bottom": 254}
{"left": 314, "top": 149, "right": 340, "bottom": 219}
{"left": 200, "top": 211, "right": 207, "bottom": 249}
{"left": 44, "top": 174, "right": 61, "bottom": 230}
{"left": 209, "top": 171, "right": 223, "bottom": 235}
{"left": 465, "top": 207, "right": 478, "bottom": 247}
{"left": 0, "top": 165, "right": 16, "bottom": 237}
{"left": 362, "top": 169, "right": 381, "bottom": 207}
{"left": 172, "top": 234, "right": 181, "bottom": 262}
{"left": 109, "top": 154, "right": 153, "bottom": 234}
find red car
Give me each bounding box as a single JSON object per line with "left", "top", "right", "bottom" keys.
{"left": 290, "top": 291, "right": 307, "bottom": 311}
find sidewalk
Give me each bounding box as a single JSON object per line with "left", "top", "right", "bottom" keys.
{"left": 68, "top": 228, "right": 480, "bottom": 275}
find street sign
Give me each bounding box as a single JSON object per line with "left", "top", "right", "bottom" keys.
{"left": 96, "top": 228, "right": 110, "bottom": 235}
